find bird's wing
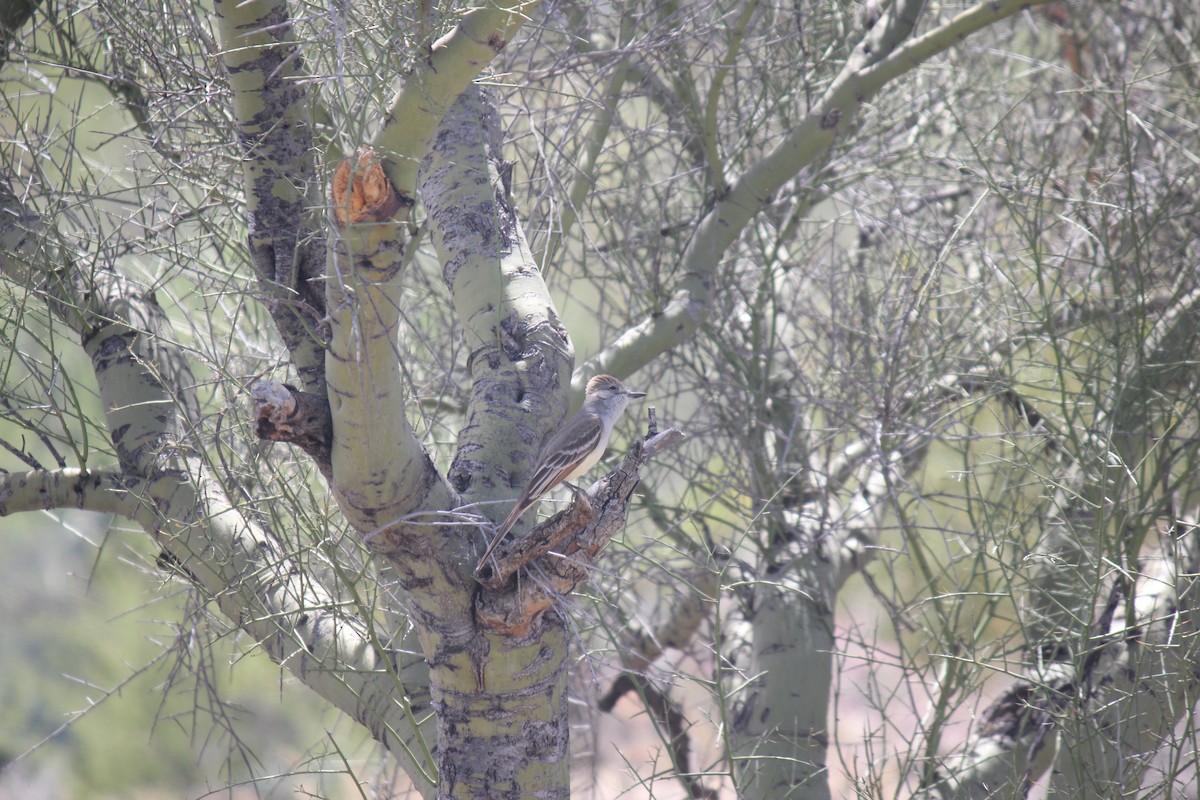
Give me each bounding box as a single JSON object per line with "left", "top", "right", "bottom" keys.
{"left": 524, "top": 411, "right": 604, "bottom": 500}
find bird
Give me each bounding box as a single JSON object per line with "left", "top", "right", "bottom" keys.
{"left": 476, "top": 374, "right": 646, "bottom": 570}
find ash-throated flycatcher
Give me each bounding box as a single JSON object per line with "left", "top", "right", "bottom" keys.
{"left": 476, "top": 374, "right": 646, "bottom": 568}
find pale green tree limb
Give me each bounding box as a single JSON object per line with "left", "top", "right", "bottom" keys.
{"left": 324, "top": 192, "right": 446, "bottom": 540}
{"left": 421, "top": 85, "right": 573, "bottom": 537}
{"left": 0, "top": 468, "right": 148, "bottom": 520}
{"left": 0, "top": 183, "right": 439, "bottom": 794}
{"left": 417, "top": 84, "right": 575, "bottom": 799}
{"left": 730, "top": 446, "right": 921, "bottom": 800}
{"left": 215, "top": 0, "right": 328, "bottom": 398}
{"left": 375, "top": 1, "right": 540, "bottom": 197}
{"left": 575, "top": 0, "right": 1056, "bottom": 388}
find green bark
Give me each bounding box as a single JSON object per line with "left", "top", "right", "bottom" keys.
{"left": 418, "top": 85, "right": 574, "bottom": 799}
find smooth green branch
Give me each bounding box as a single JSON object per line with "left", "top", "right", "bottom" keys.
{"left": 420, "top": 87, "right": 565, "bottom": 357}
{"left": 325, "top": 220, "right": 435, "bottom": 537}
{"left": 374, "top": 0, "right": 540, "bottom": 199}
{"left": 323, "top": 152, "right": 454, "bottom": 542}
{"left": 0, "top": 468, "right": 150, "bottom": 521}
{"left": 80, "top": 283, "right": 201, "bottom": 475}
{"left": 576, "top": 0, "right": 1054, "bottom": 388}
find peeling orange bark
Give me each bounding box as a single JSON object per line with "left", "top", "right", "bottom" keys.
{"left": 332, "top": 148, "right": 402, "bottom": 226}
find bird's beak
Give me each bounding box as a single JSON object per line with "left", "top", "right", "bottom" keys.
{"left": 627, "top": 390, "right": 647, "bottom": 398}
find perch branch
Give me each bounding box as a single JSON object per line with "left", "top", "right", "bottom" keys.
{"left": 475, "top": 427, "right": 686, "bottom": 635}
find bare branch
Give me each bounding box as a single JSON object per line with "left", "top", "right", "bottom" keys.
{"left": 577, "top": 0, "right": 1056, "bottom": 387}
{"left": 214, "top": 0, "right": 327, "bottom": 394}
{"left": 1, "top": 181, "right": 438, "bottom": 790}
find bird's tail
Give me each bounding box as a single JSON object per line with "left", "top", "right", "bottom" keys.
{"left": 475, "top": 500, "right": 529, "bottom": 570}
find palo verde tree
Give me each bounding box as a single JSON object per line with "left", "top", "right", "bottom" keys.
{"left": 3, "top": 0, "right": 1200, "bottom": 798}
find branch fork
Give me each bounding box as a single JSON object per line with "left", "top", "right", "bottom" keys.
{"left": 474, "top": 425, "right": 686, "bottom": 635}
